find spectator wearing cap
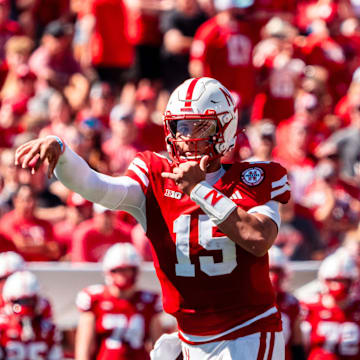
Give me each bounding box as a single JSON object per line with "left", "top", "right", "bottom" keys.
{"left": 71, "top": 203, "right": 132, "bottom": 263}
{"left": 53, "top": 192, "right": 93, "bottom": 259}
{"left": 133, "top": 82, "right": 165, "bottom": 152}
{"left": 160, "top": 0, "right": 208, "bottom": 92}
{"left": 189, "top": 0, "right": 261, "bottom": 125}
{"left": 0, "top": 36, "right": 34, "bottom": 100}
{"left": 0, "top": 185, "right": 60, "bottom": 261}
{"left": 29, "top": 20, "right": 81, "bottom": 91}
{"left": 0, "top": 0, "right": 22, "bottom": 62}
{"left": 102, "top": 104, "right": 143, "bottom": 175}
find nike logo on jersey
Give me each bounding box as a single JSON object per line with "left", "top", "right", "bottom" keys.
{"left": 230, "top": 190, "right": 242, "bottom": 200}
{"left": 164, "top": 189, "right": 182, "bottom": 199}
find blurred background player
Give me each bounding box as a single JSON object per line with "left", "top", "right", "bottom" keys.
{"left": 268, "top": 246, "right": 305, "bottom": 360}
{"left": 0, "top": 251, "right": 25, "bottom": 309}
{"left": 301, "top": 250, "right": 360, "bottom": 359}
{"left": 75, "top": 243, "right": 163, "bottom": 360}
{"left": 0, "top": 270, "right": 62, "bottom": 359}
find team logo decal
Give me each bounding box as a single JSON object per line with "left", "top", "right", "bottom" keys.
{"left": 241, "top": 167, "right": 264, "bottom": 186}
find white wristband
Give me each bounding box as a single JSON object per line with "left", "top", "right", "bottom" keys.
{"left": 190, "top": 181, "right": 237, "bottom": 225}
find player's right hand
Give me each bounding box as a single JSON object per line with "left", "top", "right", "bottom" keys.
{"left": 15, "top": 136, "right": 63, "bottom": 178}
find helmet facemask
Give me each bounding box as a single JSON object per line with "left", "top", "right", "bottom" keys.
{"left": 164, "top": 110, "right": 235, "bottom": 164}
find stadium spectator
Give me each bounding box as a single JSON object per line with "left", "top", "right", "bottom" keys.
{"left": 125, "top": 0, "right": 164, "bottom": 82}
{"left": 133, "top": 81, "right": 165, "bottom": 152}
{"left": 246, "top": 120, "right": 276, "bottom": 162}
{"left": 0, "top": 184, "right": 60, "bottom": 261}
{"left": 53, "top": 191, "right": 93, "bottom": 259}
{"left": 16, "top": 77, "right": 290, "bottom": 359}
{"left": 29, "top": 20, "right": 80, "bottom": 91}
{"left": 301, "top": 250, "right": 360, "bottom": 359}
{"left": 303, "top": 155, "right": 360, "bottom": 250}
{"left": 76, "top": 0, "right": 133, "bottom": 87}
{"left": 75, "top": 243, "right": 163, "bottom": 359}
{"left": 268, "top": 246, "right": 305, "bottom": 360}
{"left": 0, "top": 35, "right": 34, "bottom": 100}
{"left": 0, "top": 0, "right": 22, "bottom": 61}
{"left": 77, "top": 81, "right": 114, "bottom": 129}
{"left": 0, "top": 271, "right": 61, "bottom": 358}
{"left": 316, "top": 100, "right": 360, "bottom": 179}
{"left": 160, "top": 0, "right": 207, "bottom": 92}
{"left": 189, "top": 0, "right": 261, "bottom": 125}
{"left": 102, "top": 104, "right": 143, "bottom": 176}
{"left": 276, "top": 198, "right": 324, "bottom": 261}
{"left": 71, "top": 203, "right": 132, "bottom": 263}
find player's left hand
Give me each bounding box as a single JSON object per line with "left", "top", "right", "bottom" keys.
{"left": 161, "top": 156, "right": 209, "bottom": 195}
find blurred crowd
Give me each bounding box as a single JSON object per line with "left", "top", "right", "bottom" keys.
{"left": 0, "top": 0, "right": 360, "bottom": 265}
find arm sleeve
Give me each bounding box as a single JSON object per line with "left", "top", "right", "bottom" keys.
{"left": 54, "top": 145, "right": 147, "bottom": 229}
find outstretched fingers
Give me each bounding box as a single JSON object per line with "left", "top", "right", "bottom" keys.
{"left": 17, "top": 142, "right": 41, "bottom": 169}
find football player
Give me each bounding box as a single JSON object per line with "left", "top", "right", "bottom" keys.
{"left": 75, "top": 242, "right": 163, "bottom": 359}
{"left": 0, "top": 251, "right": 25, "bottom": 309}
{"left": 268, "top": 246, "right": 305, "bottom": 360}
{"left": 301, "top": 250, "right": 360, "bottom": 359}
{"left": 0, "top": 270, "right": 62, "bottom": 359}
{"left": 15, "top": 77, "right": 290, "bottom": 359}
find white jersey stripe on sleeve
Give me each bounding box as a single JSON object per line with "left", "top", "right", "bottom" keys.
{"left": 271, "top": 184, "right": 290, "bottom": 199}
{"left": 132, "top": 158, "right": 149, "bottom": 174}
{"left": 128, "top": 163, "right": 149, "bottom": 188}
{"left": 271, "top": 175, "right": 287, "bottom": 188}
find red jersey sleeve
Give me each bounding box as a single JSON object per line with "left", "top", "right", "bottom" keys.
{"left": 125, "top": 152, "right": 151, "bottom": 195}
{"left": 267, "top": 162, "right": 291, "bottom": 204}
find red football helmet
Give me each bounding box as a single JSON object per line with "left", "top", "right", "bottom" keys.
{"left": 318, "top": 249, "right": 358, "bottom": 301}
{"left": 3, "top": 271, "right": 39, "bottom": 318}
{"left": 102, "top": 243, "right": 142, "bottom": 290}
{"left": 268, "top": 246, "right": 289, "bottom": 292}
{"left": 164, "top": 77, "right": 238, "bottom": 163}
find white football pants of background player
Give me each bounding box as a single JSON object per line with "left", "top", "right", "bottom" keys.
{"left": 150, "top": 331, "right": 285, "bottom": 360}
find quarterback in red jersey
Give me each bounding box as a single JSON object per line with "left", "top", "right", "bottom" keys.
{"left": 268, "top": 246, "right": 305, "bottom": 360}
{"left": 0, "top": 270, "right": 62, "bottom": 359}
{"left": 301, "top": 250, "right": 360, "bottom": 360}
{"left": 15, "top": 77, "right": 290, "bottom": 359}
{"left": 75, "top": 243, "right": 163, "bottom": 360}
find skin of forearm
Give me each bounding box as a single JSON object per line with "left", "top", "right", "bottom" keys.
{"left": 217, "top": 209, "right": 276, "bottom": 257}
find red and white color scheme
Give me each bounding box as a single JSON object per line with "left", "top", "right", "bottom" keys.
{"left": 125, "top": 150, "right": 290, "bottom": 344}
{"left": 76, "top": 284, "right": 162, "bottom": 360}
{"left": 0, "top": 271, "right": 61, "bottom": 359}
{"left": 301, "top": 250, "right": 360, "bottom": 359}
{"left": 164, "top": 77, "right": 238, "bottom": 164}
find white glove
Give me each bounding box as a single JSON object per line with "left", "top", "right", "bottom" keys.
{"left": 150, "top": 332, "right": 182, "bottom": 360}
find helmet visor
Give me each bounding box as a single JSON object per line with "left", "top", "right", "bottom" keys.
{"left": 170, "top": 119, "right": 217, "bottom": 139}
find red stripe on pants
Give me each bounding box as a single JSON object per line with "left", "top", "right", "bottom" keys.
{"left": 266, "top": 332, "right": 275, "bottom": 360}
{"left": 256, "top": 332, "right": 267, "bottom": 360}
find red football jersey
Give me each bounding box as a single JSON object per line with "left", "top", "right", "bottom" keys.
{"left": 301, "top": 294, "right": 360, "bottom": 360}
{"left": 125, "top": 151, "right": 290, "bottom": 342}
{"left": 0, "top": 311, "right": 62, "bottom": 359}
{"left": 276, "top": 291, "right": 301, "bottom": 360}
{"left": 76, "top": 284, "right": 162, "bottom": 360}
{"left": 190, "top": 17, "right": 261, "bottom": 108}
